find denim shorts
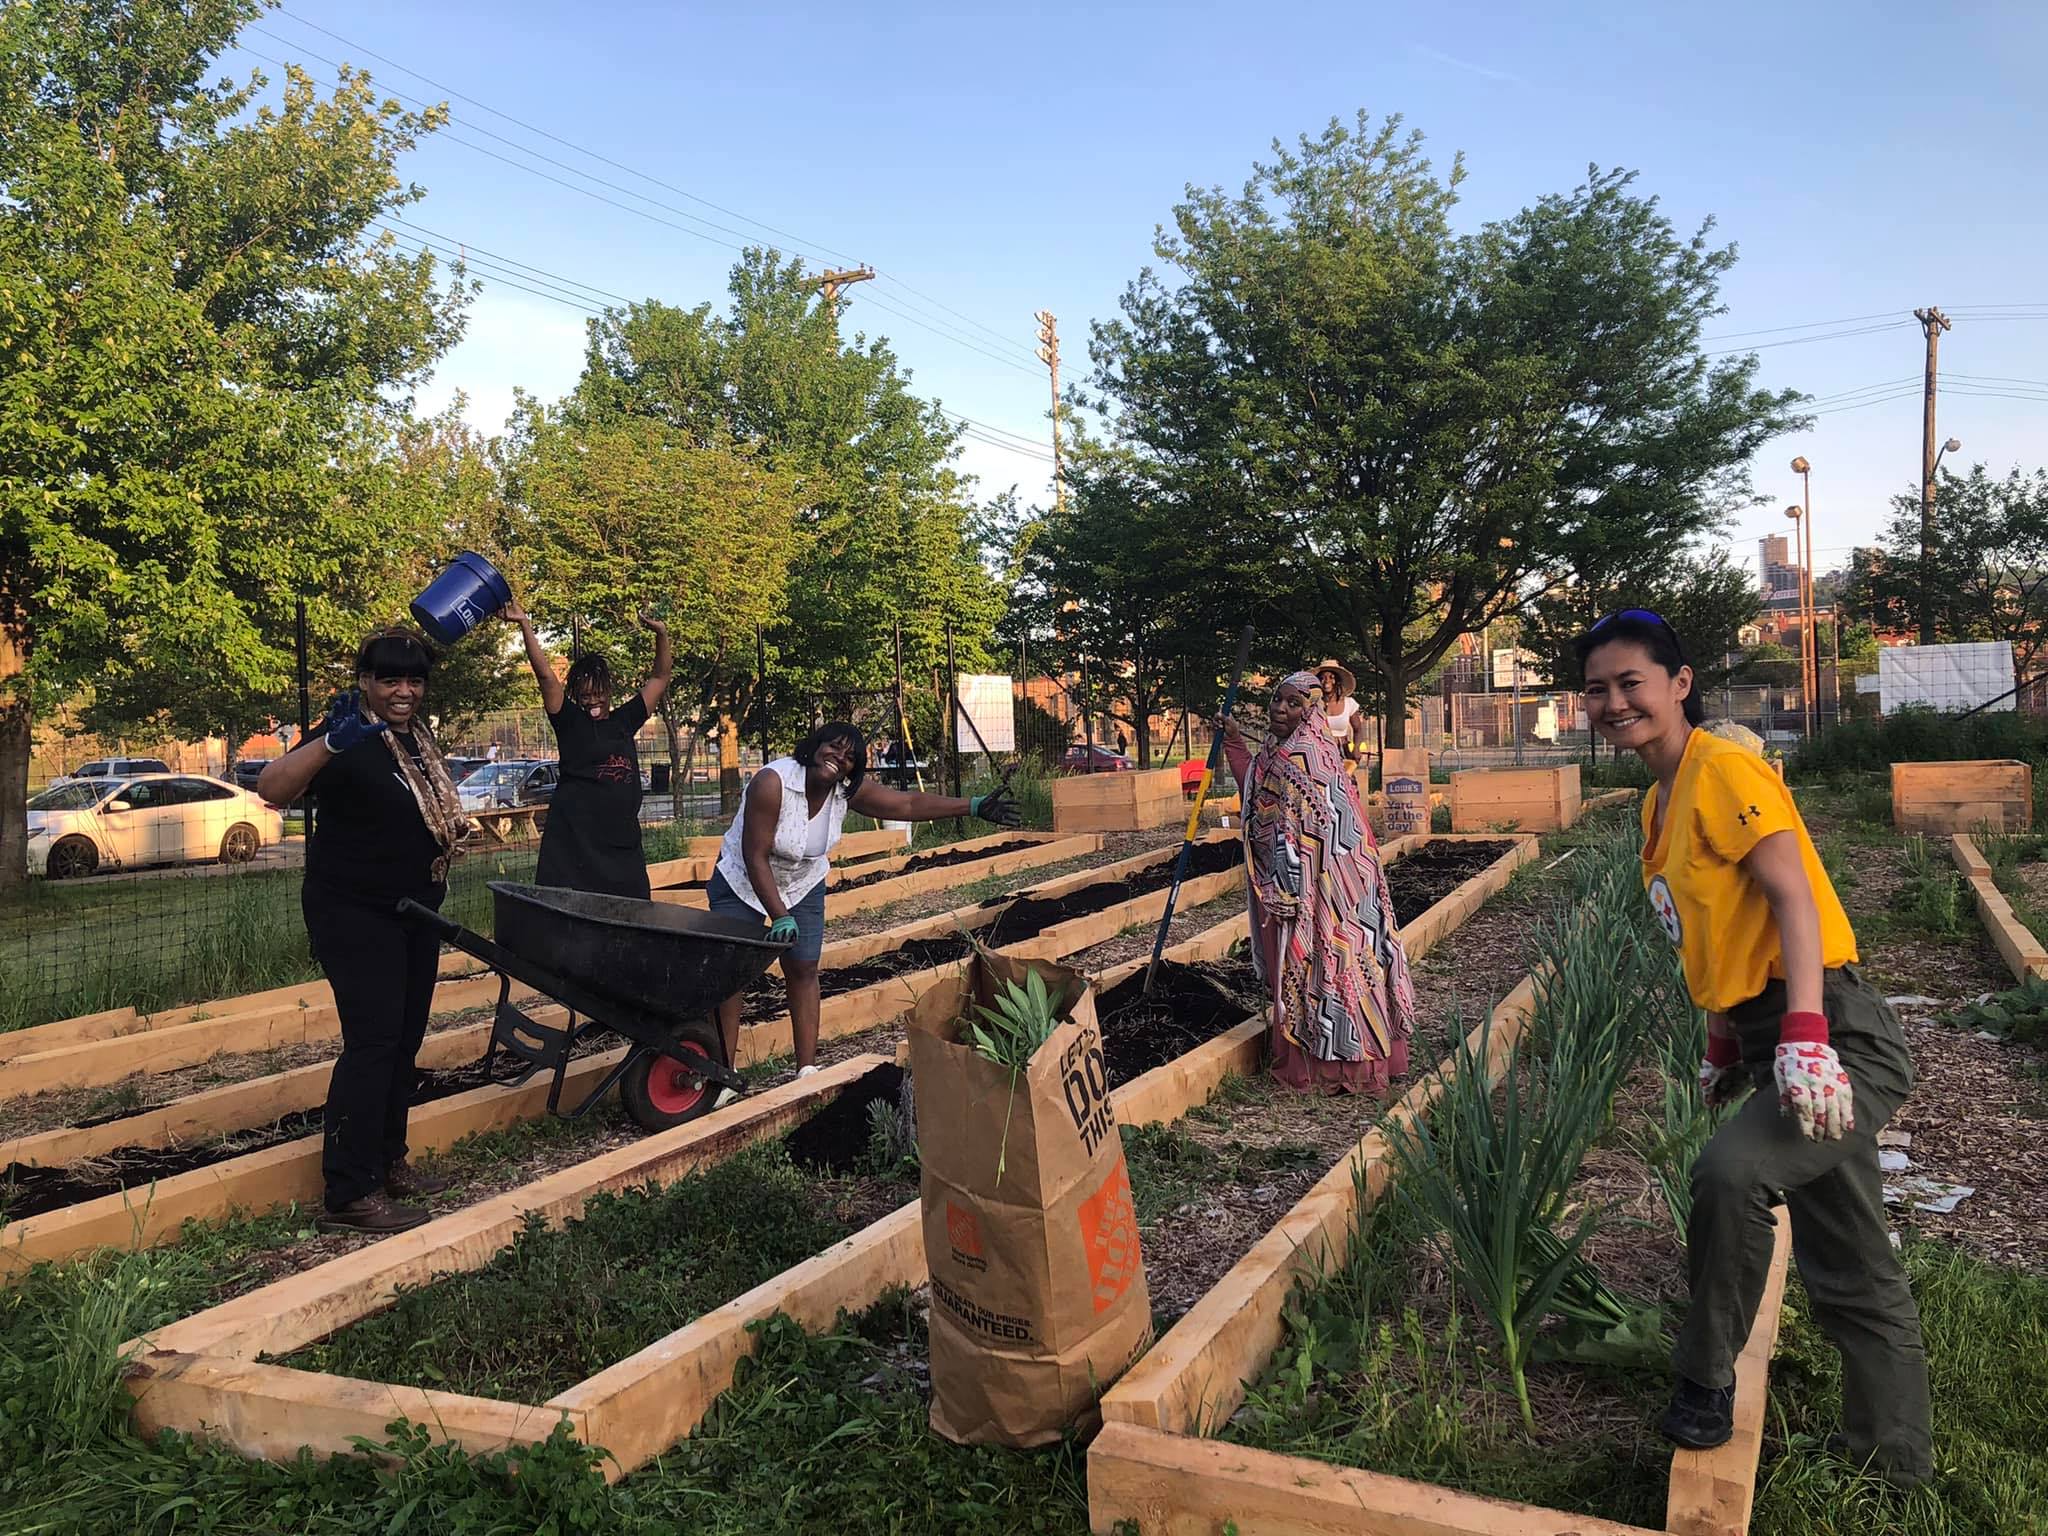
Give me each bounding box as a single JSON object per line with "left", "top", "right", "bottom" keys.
{"left": 705, "top": 868, "right": 827, "bottom": 966}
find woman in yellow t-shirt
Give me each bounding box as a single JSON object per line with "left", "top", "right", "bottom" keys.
{"left": 1576, "top": 609, "right": 1930, "bottom": 1487}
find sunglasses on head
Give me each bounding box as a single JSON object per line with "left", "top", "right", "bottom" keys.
{"left": 1590, "top": 608, "right": 1676, "bottom": 636}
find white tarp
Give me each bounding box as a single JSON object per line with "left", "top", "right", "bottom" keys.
{"left": 954, "top": 673, "right": 1016, "bottom": 752}
{"left": 1878, "top": 642, "right": 2015, "bottom": 715}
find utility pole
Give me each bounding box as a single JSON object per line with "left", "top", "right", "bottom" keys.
{"left": 809, "top": 265, "right": 876, "bottom": 316}
{"left": 1035, "top": 310, "right": 1065, "bottom": 514}
{"left": 1915, "top": 306, "right": 1952, "bottom": 646}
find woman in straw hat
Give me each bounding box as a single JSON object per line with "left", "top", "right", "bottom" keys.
{"left": 1221, "top": 671, "right": 1415, "bottom": 1095}
{"left": 1316, "top": 658, "right": 1370, "bottom": 763}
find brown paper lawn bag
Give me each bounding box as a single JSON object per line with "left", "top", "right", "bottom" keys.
{"left": 908, "top": 951, "right": 1152, "bottom": 1446}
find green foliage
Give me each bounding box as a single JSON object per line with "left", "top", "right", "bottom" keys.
{"left": 1792, "top": 706, "right": 2048, "bottom": 781}
{"left": 280, "top": 1141, "right": 849, "bottom": 1402}
{"left": 860, "top": 1097, "right": 921, "bottom": 1181}
{"left": 967, "top": 970, "right": 1062, "bottom": 1071}
{"left": 551, "top": 253, "right": 1004, "bottom": 749}
{"left": 1846, "top": 464, "right": 2048, "bottom": 672}
{"left": 0, "top": 0, "right": 473, "bottom": 890}
{"left": 1084, "top": 111, "right": 1802, "bottom": 742}
{"left": 1527, "top": 550, "right": 1762, "bottom": 699}
{"left": 1952, "top": 977, "right": 2048, "bottom": 1048}
{"left": 1898, "top": 835, "right": 1970, "bottom": 938}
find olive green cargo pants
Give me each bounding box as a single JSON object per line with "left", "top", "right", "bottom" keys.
{"left": 1675, "top": 964, "right": 1932, "bottom": 1481}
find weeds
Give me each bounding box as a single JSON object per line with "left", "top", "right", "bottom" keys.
{"left": 1951, "top": 977, "right": 2048, "bottom": 1048}
{"left": 1897, "top": 835, "right": 1970, "bottom": 938}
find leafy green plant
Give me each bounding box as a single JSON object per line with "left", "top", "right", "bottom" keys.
{"left": 1898, "top": 834, "right": 1970, "bottom": 937}
{"left": 860, "top": 1098, "right": 920, "bottom": 1180}
{"left": 966, "top": 968, "right": 1064, "bottom": 1185}
{"left": 1953, "top": 977, "right": 2048, "bottom": 1048}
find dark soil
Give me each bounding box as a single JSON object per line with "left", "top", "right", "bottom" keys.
{"left": 740, "top": 937, "right": 976, "bottom": 1023}
{"left": 0, "top": 1036, "right": 625, "bottom": 1222}
{"left": 978, "top": 838, "right": 1240, "bottom": 946}
{"left": 1097, "top": 959, "right": 1264, "bottom": 1088}
{"left": 830, "top": 839, "right": 1043, "bottom": 891}
{"left": 1385, "top": 839, "right": 1516, "bottom": 926}
{"left": 783, "top": 1063, "right": 910, "bottom": 1175}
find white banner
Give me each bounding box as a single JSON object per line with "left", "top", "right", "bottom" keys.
{"left": 954, "top": 673, "right": 1016, "bottom": 752}
{"left": 1878, "top": 642, "right": 2015, "bottom": 715}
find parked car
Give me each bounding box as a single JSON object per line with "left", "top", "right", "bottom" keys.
{"left": 443, "top": 756, "right": 489, "bottom": 783}
{"left": 229, "top": 758, "right": 271, "bottom": 794}
{"left": 27, "top": 774, "right": 286, "bottom": 879}
{"left": 1062, "top": 743, "right": 1135, "bottom": 774}
{"left": 52, "top": 757, "right": 172, "bottom": 788}
{"left": 456, "top": 759, "right": 559, "bottom": 812}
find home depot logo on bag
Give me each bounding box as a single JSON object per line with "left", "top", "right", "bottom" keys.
{"left": 1077, "top": 1157, "right": 1142, "bottom": 1313}
{"left": 945, "top": 1200, "right": 988, "bottom": 1273}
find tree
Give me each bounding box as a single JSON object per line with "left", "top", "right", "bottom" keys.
{"left": 1083, "top": 113, "right": 1804, "bottom": 744}
{"left": 1524, "top": 548, "right": 1762, "bottom": 698}
{"left": 1854, "top": 465, "right": 2048, "bottom": 679}
{"left": 0, "top": 1, "right": 467, "bottom": 892}
{"left": 556, "top": 253, "right": 1001, "bottom": 806}
{"left": 508, "top": 405, "right": 805, "bottom": 796}
{"left": 1003, "top": 446, "right": 1243, "bottom": 765}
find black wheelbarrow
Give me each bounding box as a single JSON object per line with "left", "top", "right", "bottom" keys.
{"left": 398, "top": 882, "right": 790, "bottom": 1132}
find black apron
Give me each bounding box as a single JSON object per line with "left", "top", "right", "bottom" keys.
{"left": 536, "top": 695, "right": 651, "bottom": 898}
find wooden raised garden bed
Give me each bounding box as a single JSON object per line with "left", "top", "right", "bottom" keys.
{"left": 116, "top": 825, "right": 1540, "bottom": 1486}
{"left": 1052, "top": 766, "right": 1183, "bottom": 834}
{"left": 653, "top": 830, "right": 1100, "bottom": 915}
{"left": 0, "top": 837, "right": 1243, "bottom": 1273}
{"left": 120, "top": 959, "right": 1265, "bottom": 1480}
{"left": 1087, "top": 844, "right": 1797, "bottom": 1536}
{"left": 1893, "top": 758, "right": 2033, "bottom": 835}
{"left": 1950, "top": 832, "right": 2048, "bottom": 984}
{"left": 644, "top": 825, "right": 908, "bottom": 887}
{"left": 1450, "top": 764, "right": 1581, "bottom": 832}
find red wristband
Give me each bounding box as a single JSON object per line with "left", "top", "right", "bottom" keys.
{"left": 1778, "top": 1010, "right": 1830, "bottom": 1046}
{"left": 1705, "top": 1032, "right": 1741, "bottom": 1068}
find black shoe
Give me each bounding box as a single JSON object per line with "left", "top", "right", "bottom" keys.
{"left": 385, "top": 1159, "right": 452, "bottom": 1199}
{"left": 318, "top": 1193, "right": 430, "bottom": 1235}
{"left": 1659, "top": 1376, "right": 1735, "bottom": 1450}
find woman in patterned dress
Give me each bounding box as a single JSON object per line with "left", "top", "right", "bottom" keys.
{"left": 1221, "top": 671, "right": 1416, "bottom": 1094}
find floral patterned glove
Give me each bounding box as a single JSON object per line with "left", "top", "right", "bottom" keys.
{"left": 1774, "top": 1012, "right": 1854, "bottom": 1141}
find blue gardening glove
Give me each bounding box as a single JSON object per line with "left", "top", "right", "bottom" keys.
{"left": 767, "top": 915, "right": 800, "bottom": 945}
{"left": 321, "top": 690, "right": 389, "bottom": 755}
{"left": 969, "top": 785, "right": 1020, "bottom": 827}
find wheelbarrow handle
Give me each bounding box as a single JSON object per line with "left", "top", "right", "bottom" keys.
{"left": 396, "top": 897, "right": 462, "bottom": 939}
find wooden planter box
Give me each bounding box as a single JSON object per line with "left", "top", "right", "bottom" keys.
{"left": 1450, "top": 763, "right": 1581, "bottom": 832}
{"left": 1052, "top": 766, "right": 1183, "bottom": 834}
{"left": 1892, "top": 759, "right": 2032, "bottom": 835}
{"left": 121, "top": 937, "right": 1271, "bottom": 1482}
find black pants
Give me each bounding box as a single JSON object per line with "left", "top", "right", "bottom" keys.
{"left": 303, "top": 881, "right": 443, "bottom": 1209}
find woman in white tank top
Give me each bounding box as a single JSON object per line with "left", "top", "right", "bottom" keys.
{"left": 705, "top": 722, "right": 1021, "bottom": 1087}
{"left": 1316, "top": 658, "right": 1371, "bottom": 764}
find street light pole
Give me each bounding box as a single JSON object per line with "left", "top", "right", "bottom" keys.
{"left": 1785, "top": 502, "right": 1811, "bottom": 739}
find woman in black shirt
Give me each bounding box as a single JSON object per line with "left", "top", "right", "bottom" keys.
{"left": 506, "top": 600, "right": 672, "bottom": 899}
{"left": 258, "top": 630, "right": 471, "bottom": 1235}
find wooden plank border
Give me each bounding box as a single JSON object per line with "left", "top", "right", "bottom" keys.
{"left": 3, "top": 841, "right": 1230, "bottom": 1268}
{"left": 652, "top": 833, "right": 1101, "bottom": 915}
{"left": 1951, "top": 832, "right": 2048, "bottom": 983}
{"left": 118, "top": 948, "right": 1268, "bottom": 1480}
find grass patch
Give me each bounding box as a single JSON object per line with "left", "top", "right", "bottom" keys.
{"left": 1119, "top": 1117, "right": 1320, "bottom": 1226}
{"left": 275, "top": 1140, "right": 850, "bottom": 1402}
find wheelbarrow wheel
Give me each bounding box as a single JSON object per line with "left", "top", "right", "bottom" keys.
{"left": 620, "top": 1034, "right": 728, "bottom": 1132}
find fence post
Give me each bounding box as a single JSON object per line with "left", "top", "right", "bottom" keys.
{"left": 295, "top": 596, "right": 313, "bottom": 842}
{"left": 945, "top": 620, "right": 961, "bottom": 800}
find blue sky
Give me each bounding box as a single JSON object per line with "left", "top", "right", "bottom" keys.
{"left": 233, "top": 1, "right": 2047, "bottom": 583}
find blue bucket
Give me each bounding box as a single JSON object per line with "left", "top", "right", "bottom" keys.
{"left": 410, "top": 552, "right": 513, "bottom": 645}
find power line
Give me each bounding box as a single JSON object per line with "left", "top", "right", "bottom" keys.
{"left": 256, "top": 16, "right": 1044, "bottom": 368}
{"left": 269, "top": 8, "right": 862, "bottom": 266}
{"left": 380, "top": 216, "right": 635, "bottom": 305}
{"left": 1701, "top": 310, "right": 1905, "bottom": 342}
{"left": 1704, "top": 320, "right": 1916, "bottom": 358}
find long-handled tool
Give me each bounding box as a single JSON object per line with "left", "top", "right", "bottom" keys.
{"left": 1143, "top": 623, "right": 1255, "bottom": 996}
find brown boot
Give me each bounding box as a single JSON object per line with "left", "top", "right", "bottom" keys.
{"left": 385, "top": 1159, "right": 452, "bottom": 1200}
{"left": 318, "top": 1193, "right": 430, "bottom": 1235}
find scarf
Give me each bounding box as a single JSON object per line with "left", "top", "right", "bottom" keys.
{"left": 378, "top": 719, "right": 471, "bottom": 884}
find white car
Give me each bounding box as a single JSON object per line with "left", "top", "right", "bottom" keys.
{"left": 27, "top": 773, "right": 286, "bottom": 880}
{"left": 50, "top": 756, "right": 172, "bottom": 788}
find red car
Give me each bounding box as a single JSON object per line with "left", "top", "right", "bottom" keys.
{"left": 1061, "top": 743, "right": 1134, "bottom": 773}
